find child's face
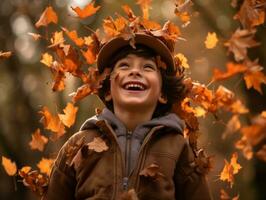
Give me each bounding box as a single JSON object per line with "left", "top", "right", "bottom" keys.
{"left": 109, "top": 54, "right": 163, "bottom": 112}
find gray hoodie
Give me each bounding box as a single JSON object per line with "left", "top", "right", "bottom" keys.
{"left": 80, "top": 108, "right": 184, "bottom": 176}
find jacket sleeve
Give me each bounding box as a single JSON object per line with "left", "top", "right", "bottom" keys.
{"left": 174, "top": 140, "right": 212, "bottom": 200}
{"left": 43, "top": 137, "right": 78, "bottom": 200}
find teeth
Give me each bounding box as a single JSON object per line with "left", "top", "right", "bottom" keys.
{"left": 125, "top": 83, "right": 145, "bottom": 90}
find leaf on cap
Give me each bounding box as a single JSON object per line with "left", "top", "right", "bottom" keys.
{"left": 0, "top": 51, "right": 12, "bottom": 59}
{"left": 29, "top": 129, "right": 48, "bottom": 151}
{"left": 141, "top": 18, "right": 161, "bottom": 30}
{"left": 37, "top": 158, "right": 54, "bottom": 176}
{"left": 224, "top": 28, "right": 260, "bottom": 62}
{"left": 122, "top": 5, "right": 137, "bottom": 21}
{"left": 71, "top": 1, "right": 100, "bottom": 19}
{"left": 2, "top": 156, "right": 17, "bottom": 176}
{"left": 35, "top": 6, "right": 58, "bottom": 28}
{"left": 58, "top": 103, "right": 78, "bottom": 128}
{"left": 212, "top": 62, "right": 247, "bottom": 81}
{"left": 62, "top": 27, "right": 85, "bottom": 46}
{"left": 204, "top": 32, "right": 218, "bottom": 49}
{"left": 88, "top": 137, "right": 109, "bottom": 153}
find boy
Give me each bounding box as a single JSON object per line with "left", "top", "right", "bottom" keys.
{"left": 44, "top": 33, "right": 212, "bottom": 199}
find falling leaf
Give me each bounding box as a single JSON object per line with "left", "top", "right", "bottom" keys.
{"left": 1, "top": 156, "right": 17, "bottom": 176}
{"left": 235, "top": 136, "right": 253, "bottom": 160}
{"left": 222, "top": 115, "right": 241, "bottom": 139}
{"left": 224, "top": 28, "right": 260, "bottom": 61}
{"left": 234, "top": 0, "right": 265, "bottom": 29}
{"left": 220, "top": 152, "right": 242, "bottom": 187}
{"left": 122, "top": 4, "right": 137, "bottom": 21}
{"left": 84, "top": 36, "right": 93, "bottom": 46}
{"left": 261, "top": 111, "right": 266, "bottom": 118}
{"left": 139, "top": 163, "right": 165, "bottom": 179}
{"left": 37, "top": 158, "right": 54, "bottom": 176}
{"left": 58, "top": 103, "right": 78, "bottom": 128}
{"left": 241, "top": 124, "right": 265, "bottom": 146}
{"left": 136, "top": 0, "right": 152, "bottom": 19}
{"left": 39, "top": 106, "right": 65, "bottom": 140}
{"left": 35, "top": 6, "right": 58, "bottom": 28}
{"left": 52, "top": 70, "right": 66, "bottom": 92}
{"left": 0, "top": 51, "right": 12, "bottom": 59}
{"left": 71, "top": 1, "right": 100, "bottom": 19}
{"left": 194, "top": 106, "right": 207, "bottom": 117}
{"left": 40, "top": 52, "right": 53, "bottom": 67}
{"left": 212, "top": 62, "right": 247, "bottom": 81}
{"left": 49, "top": 31, "right": 65, "bottom": 48}
{"left": 205, "top": 32, "right": 218, "bottom": 49}
{"left": 62, "top": 27, "right": 85, "bottom": 46}
{"left": 229, "top": 100, "right": 249, "bottom": 114}
{"left": 244, "top": 70, "right": 266, "bottom": 94}
{"left": 87, "top": 137, "right": 109, "bottom": 153}
{"left": 28, "top": 32, "right": 42, "bottom": 41}
{"left": 19, "top": 166, "right": 32, "bottom": 176}
{"left": 82, "top": 48, "right": 96, "bottom": 64}
{"left": 175, "top": 53, "right": 189, "bottom": 69}
{"left": 29, "top": 129, "right": 48, "bottom": 151}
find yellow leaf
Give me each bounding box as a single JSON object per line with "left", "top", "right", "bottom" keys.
{"left": 194, "top": 106, "right": 206, "bottom": 117}
{"left": 37, "top": 158, "right": 54, "bottom": 176}
{"left": 29, "top": 129, "right": 48, "bottom": 151}
{"left": 175, "top": 53, "right": 189, "bottom": 69}
{"left": 58, "top": 103, "right": 78, "bottom": 128}
{"left": 40, "top": 53, "right": 53, "bottom": 67}
{"left": 205, "top": 32, "right": 218, "bottom": 49}
{"left": 2, "top": 156, "right": 17, "bottom": 176}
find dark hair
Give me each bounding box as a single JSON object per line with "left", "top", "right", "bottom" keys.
{"left": 98, "top": 44, "right": 186, "bottom": 118}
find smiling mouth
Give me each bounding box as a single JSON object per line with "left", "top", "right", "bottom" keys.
{"left": 123, "top": 82, "right": 147, "bottom": 91}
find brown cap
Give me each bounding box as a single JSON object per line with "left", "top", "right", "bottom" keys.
{"left": 97, "top": 33, "right": 175, "bottom": 74}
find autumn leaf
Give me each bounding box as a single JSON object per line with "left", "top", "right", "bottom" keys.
{"left": 37, "top": 158, "right": 54, "bottom": 176}
{"left": 139, "top": 163, "right": 165, "bottom": 179}
{"left": 205, "top": 32, "right": 218, "bottom": 49}
{"left": 234, "top": 0, "right": 265, "bottom": 29}
{"left": 52, "top": 70, "right": 66, "bottom": 92}
{"left": 244, "top": 70, "right": 266, "bottom": 94}
{"left": 40, "top": 52, "right": 53, "bottom": 67}
{"left": 87, "top": 137, "right": 109, "bottom": 153}
{"left": 35, "top": 6, "right": 58, "bottom": 28}
{"left": 224, "top": 28, "right": 260, "bottom": 61}
{"left": 235, "top": 136, "right": 253, "bottom": 160}
{"left": 2, "top": 156, "right": 17, "bottom": 176}
{"left": 136, "top": 0, "right": 152, "bottom": 19}
{"left": 71, "top": 1, "right": 100, "bottom": 19}
{"left": 49, "top": 31, "right": 65, "bottom": 48}
{"left": 220, "top": 152, "right": 242, "bottom": 187}
{"left": 82, "top": 48, "right": 96, "bottom": 64}
{"left": 29, "top": 129, "right": 48, "bottom": 151}
{"left": 212, "top": 62, "right": 247, "bottom": 81}
{"left": 0, "top": 51, "right": 12, "bottom": 59}
{"left": 141, "top": 18, "right": 161, "bottom": 30}
{"left": 58, "top": 103, "right": 78, "bottom": 128}
{"left": 122, "top": 5, "right": 137, "bottom": 21}
{"left": 222, "top": 115, "right": 241, "bottom": 139}
{"left": 39, "top": 106, "right": 65, "bottom": 140}
{"left": 62, "top": 27, "right": 85, "bottom": 46}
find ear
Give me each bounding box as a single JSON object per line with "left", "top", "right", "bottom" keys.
{"left": 104, "top": 92, "right": 112, "bottom": 102}
{"left": 158, "top": 95, "right": 167, "bottom": 104}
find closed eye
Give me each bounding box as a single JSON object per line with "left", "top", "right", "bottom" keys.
{"left": 143, "top": 64, "right": 157, "bottom": 71}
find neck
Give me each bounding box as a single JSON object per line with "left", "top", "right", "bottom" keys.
{"left": 113, "top": 107, "right": 154, "bottom": 131}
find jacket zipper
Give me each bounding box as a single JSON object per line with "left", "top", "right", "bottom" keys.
{"left": 123, "top": 130, "right": 132, "bottom": 190}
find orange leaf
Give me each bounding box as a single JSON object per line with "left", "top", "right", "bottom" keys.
{"left": 122, "top": 5, "right": 137, "bottom": 21}
{"left": 204, "top": 32, "right": 218, "bottom": 49}
{"left": 212, "top": 62, "right": 247, "bottom": 81}
{"left": 224, "top": 28, "right": 259, "bottom": 61}
{"left": 37, "top": 158, "right": 54, "bottom": 176}
{"left": 62, "top": 27, "right": 84, "bottom": 46}
{"left": 58, "top": 103, "right": 78, "bottom": 128}
{"left": 35, "top": 6, "right": 58, "bottom": 28}
{"left": 2, "top": 156, "right": 17, "bottom": 176}
{"left": 136, "top": 0, "right": 152, "bottom": 19}
{"left": 82, "top": 48, "right": 96, "bottom": 64}
{"left": 244, "top": 70, "right": 266, "bottom": 94}
{"left": 261, "top": 111, "right": 266, "bottom": 118}
{"left": 39, "top": 106, "right": 65, "bottom": 140}
{"left": 220, "top": 152, "right": 242, "bottom": 187}
{"left": 0, "top": 51, "right": 12, "bottom": 59}
{"left": 88, "top": 137, "right": 109, "bottom": 153}
{"left": 70, "top": 84, "right": 92, "bottom": 103}
{"left": 29, "top": 129, "right": 48, "bottom": 151}
{"left": 222, "top": 115, "right": 241, "bottom": 139}
{"left": 141, "top": 18, "right": 161, "bottom": 30}
{"left": 235, "top": 136, "right": 253, "bottom": 160}
{"left": 71, "top": 1, "right": 100, "bottom": 19}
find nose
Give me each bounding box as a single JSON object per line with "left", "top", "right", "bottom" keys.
{"left": 128, "top": 66, "right": 142, "bottom": 77}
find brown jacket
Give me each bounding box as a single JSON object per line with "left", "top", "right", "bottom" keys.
{"left": 44, "top": 111, "right": 212, "bottom": 200}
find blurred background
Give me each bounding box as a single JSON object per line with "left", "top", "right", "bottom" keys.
{"left": 0, "top": 0, "right": 265, "bottom": 199}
